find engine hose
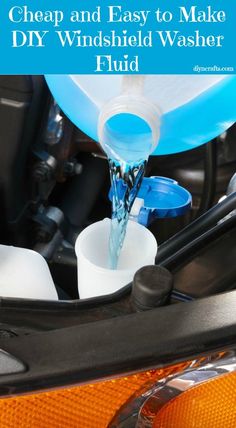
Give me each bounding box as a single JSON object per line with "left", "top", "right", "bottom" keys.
{"left": 160, "top": 215, "right": 236, "bottom": 270}
{"left": 156, "top": 191, "right": 236, "bottom": 264}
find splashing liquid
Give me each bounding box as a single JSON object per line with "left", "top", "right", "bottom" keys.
{"left": 109, "top": 159, "right": 147, "bottom": 269}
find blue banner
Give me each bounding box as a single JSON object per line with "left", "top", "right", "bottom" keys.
{"left": 0, "top": 0, "right": 235, "bottom": 74}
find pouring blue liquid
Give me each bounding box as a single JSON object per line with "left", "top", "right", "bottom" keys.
{"left": 108, "top": 159, "right": 146, "bottom": 269}
{"left": 107, "top": 112, "right": 152, "bottom": 269}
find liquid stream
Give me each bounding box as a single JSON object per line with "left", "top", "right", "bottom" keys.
{"left": 109, "top": 159, "right": 146, "bottom": 270}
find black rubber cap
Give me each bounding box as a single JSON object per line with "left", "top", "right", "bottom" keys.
{"left": 132, "top": 265, "right": 174, "bottom": 311}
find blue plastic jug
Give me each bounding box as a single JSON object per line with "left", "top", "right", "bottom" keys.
{"left": 46, "top": 75, "right": 236, "bottom": 160}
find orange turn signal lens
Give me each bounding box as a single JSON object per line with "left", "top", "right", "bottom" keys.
{"left": 0, "top": 363, "right": 187, "bottom": 428}
{"left": 154, "top": 371, "right": 236, "bottom": 428}
{"left": 0, "top": 354, "right": 234, "bottom": 428}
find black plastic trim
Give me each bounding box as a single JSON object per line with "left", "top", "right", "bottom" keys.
{"left": 0, "top": 291, "right": 235, "bottom": 396}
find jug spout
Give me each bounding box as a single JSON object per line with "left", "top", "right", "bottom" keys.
{"left": 98, "top": 76, "right": 161, "bottom": 163}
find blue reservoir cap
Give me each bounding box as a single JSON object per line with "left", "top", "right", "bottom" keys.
{"left": 109, "top": 176, "right": 192, "bottom": 227}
